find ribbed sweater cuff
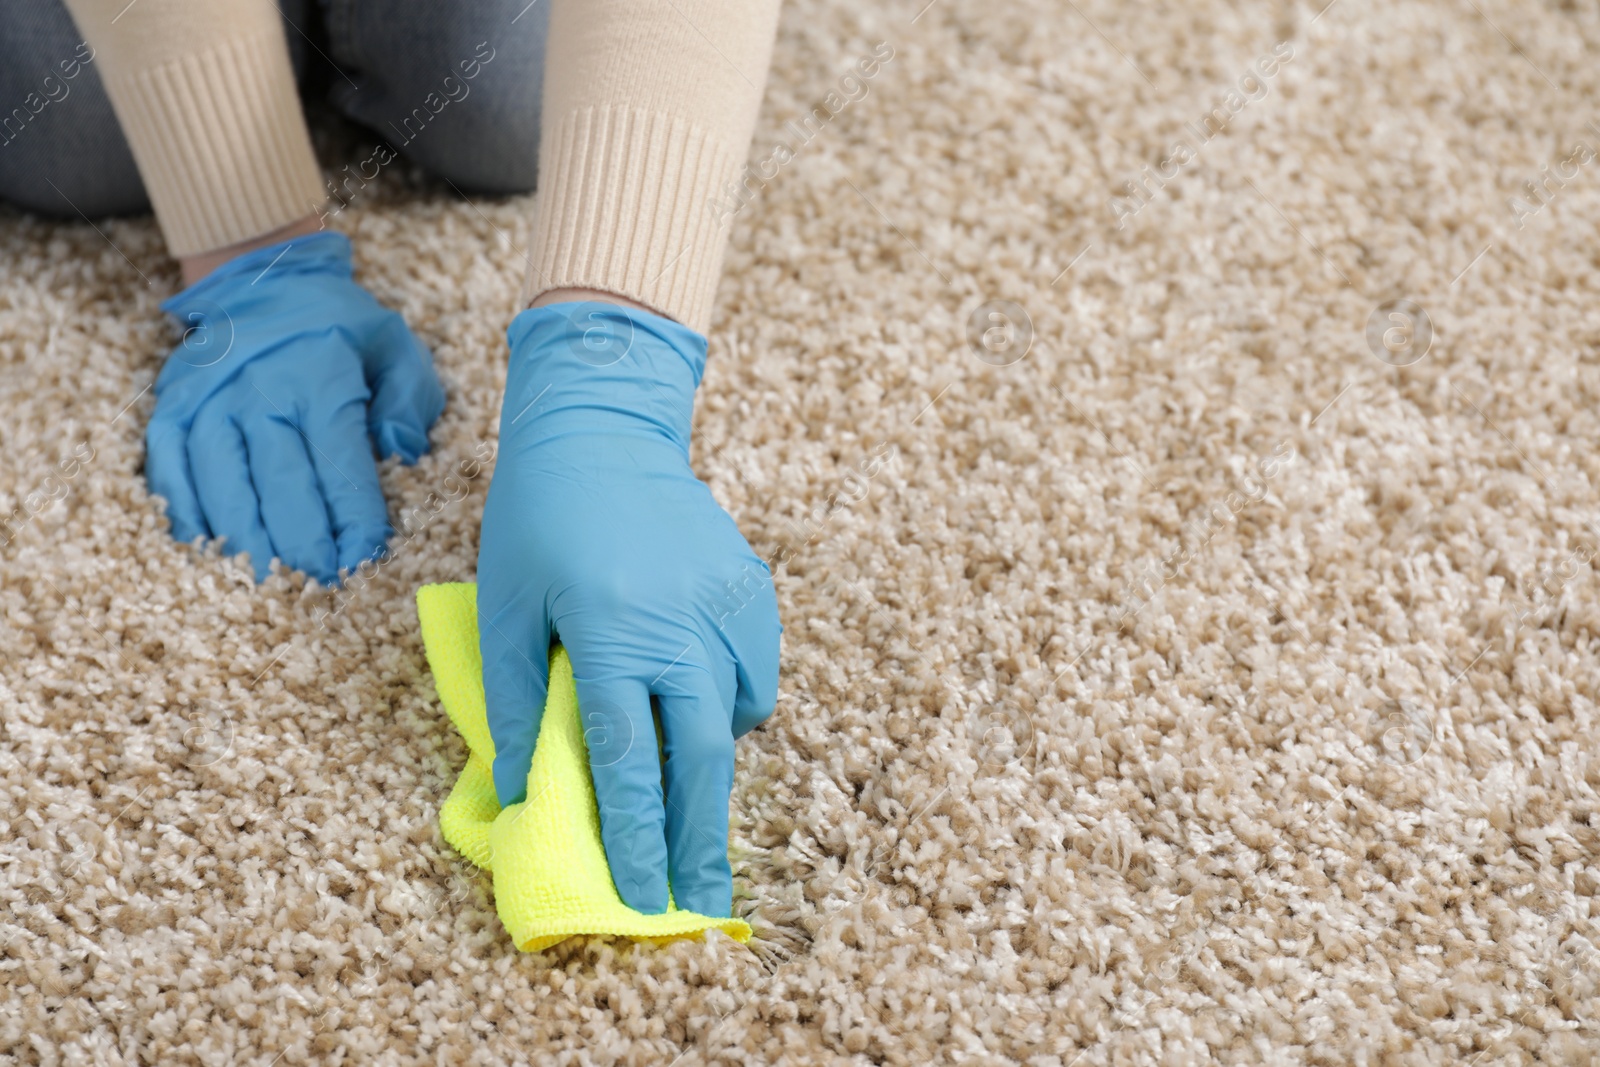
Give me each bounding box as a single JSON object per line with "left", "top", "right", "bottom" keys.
{"left": 527, "top": 105, "right": 741, "bottom": 335}
{"left": 104, "top": 26, "right": 324, "bottom": 257}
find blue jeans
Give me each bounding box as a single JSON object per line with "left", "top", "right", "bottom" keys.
{"left": 0, "top": 0, "right": 549, "bottom": 222}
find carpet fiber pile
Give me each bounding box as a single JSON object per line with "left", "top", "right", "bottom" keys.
{"left": 3, "top": 0, "right": 1600, "bottom": 1062}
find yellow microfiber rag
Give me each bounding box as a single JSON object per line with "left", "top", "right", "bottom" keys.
{"left": 415, "top": 582, "right": 752, "bottom": 952}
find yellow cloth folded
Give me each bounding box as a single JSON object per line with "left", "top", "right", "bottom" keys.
{"left": 415, "top": 582, "right": 751, "bottom": 952}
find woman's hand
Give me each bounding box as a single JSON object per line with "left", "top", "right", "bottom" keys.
{"left": 476, "top": 302, "right": 780, "bottom": 917}
{"left": 147, "top": 231, "right": 444, "bottom": 583}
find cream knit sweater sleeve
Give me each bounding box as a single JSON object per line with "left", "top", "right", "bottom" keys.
{"left": 63, "top": 0, "right": 780, "bottom": 329}
{"left": 60, "top": 0, "right": 326, "bottom": 258}
{"left": 526, "top": 0, "right": 782, "bottom": 331}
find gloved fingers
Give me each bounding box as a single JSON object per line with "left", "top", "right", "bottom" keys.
{"left": 655, "top": 657, "right": 737, "bottom": 918}
{"left": 364, "top": 312, "right": 445, "bottom": 464}
{"left": 145, "top": 417, "right": 209, "bottom": 544}
{"left": 478, "top": 582, "right": 553, "bottom": 808}
{"left": 187, "top": 401, "right": 275, "bottom": 580}
{"left": 718, "top": 558, "right": 783, "bottom": 738}
{"left": 571, "top": 671, "right": 669, "bottom": 914}
{"left": 298, "top": 367, "right": 392, "bottom": 577}
{"left": 240, "top": 410, "right": 339, "bottom": 584}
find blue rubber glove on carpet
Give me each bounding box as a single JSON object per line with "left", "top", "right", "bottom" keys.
{"left": 147, "top": 232, "right": 445, "bottom": 584}
{"left": 477, "top": 302, "right": 781, "bottom": 918}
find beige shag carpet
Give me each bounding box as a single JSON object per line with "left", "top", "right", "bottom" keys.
{"left": 6, "top": 0, "right": 1600, "bottom": 1062}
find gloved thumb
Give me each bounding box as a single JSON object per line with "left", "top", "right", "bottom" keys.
{"left": 479, "top": 582, "right": 553, "bottom": 808}
{"left": 362, "top": 312, "right": 445, "bottom": 464}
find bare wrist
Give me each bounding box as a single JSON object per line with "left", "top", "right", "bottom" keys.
{"left": 529, "top": 287, "right": 675, "bottom": 323}
{"left": 178, "top": 215, "right": 324, "bottom": 286}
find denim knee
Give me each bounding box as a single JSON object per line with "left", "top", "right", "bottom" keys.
{"left": 321, "top": 0, "right": 549, "bottom": 194}
{"left": 0, "top": 0, "right": 148, "bottom": 219}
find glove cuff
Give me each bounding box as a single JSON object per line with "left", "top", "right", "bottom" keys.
{"left": 502, "top": 302, "right": 708, "bottom": 452}
{"left": 160, "top": 232, "right": 353, "bottom": 326}
{"left": 506, "top": 302, "right": 708, "bottom": 384}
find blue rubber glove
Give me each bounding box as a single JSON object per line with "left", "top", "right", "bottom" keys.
{"left": 148, "top": 233, "right": 444, "bottom": 583}
{"left": 477, "top": 303, "right": 781, "bottom": 918}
